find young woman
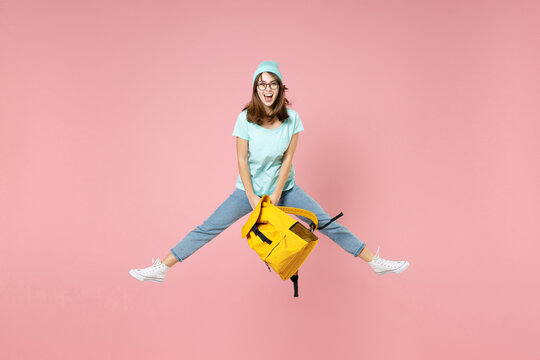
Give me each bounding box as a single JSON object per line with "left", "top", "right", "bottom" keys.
{"left": 129, "top": 61, "right": 409, "bottom": 283}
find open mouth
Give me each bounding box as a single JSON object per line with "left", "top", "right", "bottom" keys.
{"left": 263, "top": 93, "right": 273, "bottom": 102}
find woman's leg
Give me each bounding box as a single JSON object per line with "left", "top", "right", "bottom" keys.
{"left": 357, "top": 247, "right": 375, "bottom": 262}
{"left": 278, "top": 184, "right": 409, "bottom": 274}
{"left": 278, "top": 184, "right": 371, "bottom": 261}
{"left": 166, "top": 187, "right": 253, "bottom": 267}
{"left": 161, "top": 253, "right": 180, "bottom": 267}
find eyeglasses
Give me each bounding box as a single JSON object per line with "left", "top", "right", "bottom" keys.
{"left": 257, "top": 81, "right": 279, "bottom": 91}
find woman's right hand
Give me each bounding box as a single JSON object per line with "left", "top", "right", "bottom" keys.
{"left": 248, "top": 193, "right": 261, "bottom": 210}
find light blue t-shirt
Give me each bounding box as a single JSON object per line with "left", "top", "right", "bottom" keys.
{"left": 232, "top": 108, "right": 304, "bottom": 196}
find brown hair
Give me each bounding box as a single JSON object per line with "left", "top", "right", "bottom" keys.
{"left": 241, "top": 72, "right": 292, "bottom": 126}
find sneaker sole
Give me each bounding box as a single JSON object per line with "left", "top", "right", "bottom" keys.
{"left": 129, "top": 269, "right": 164, "bottom": 283}
{"left": 375, "top": 261, "right": 410, "bottom": 275}
{"left": 393, "top": 261, "right": 409, "bottom": 274}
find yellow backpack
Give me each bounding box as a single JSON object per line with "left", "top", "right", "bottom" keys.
{"left": 241, "top": 194, "right": 343, "bottom": 297}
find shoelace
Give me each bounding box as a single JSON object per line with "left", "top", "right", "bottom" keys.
{"left": 372, "top": 246, "right": 401, "bottom": 269}
{"left": 140, "top": 258, "right": 163, "bottom": 274}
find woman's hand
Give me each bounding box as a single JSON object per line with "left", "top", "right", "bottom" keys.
{"left": 248, "top": 193, "right": 261, "bottom": 210}
{"left": 269, "top": 193, "right": 280, "bottom": 206}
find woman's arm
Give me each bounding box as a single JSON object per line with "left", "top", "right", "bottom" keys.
{"left": 271, "top": 132, "right": 300, "bottom": 203}
{"left": 236, "top": 137, "right": 258, "bottom": 206}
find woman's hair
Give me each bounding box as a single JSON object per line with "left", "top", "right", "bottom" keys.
{"left": 242, "top": 72, "right": 291, "bottom": 126}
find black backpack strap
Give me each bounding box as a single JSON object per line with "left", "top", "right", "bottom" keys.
{"left": 290, "top": 274, "right": 299, "bottom": 297}
{"left": 315, "top": 212, "right": 344, "bottom": 231}
{"left": 252, "top": 225, "right": 272, "bottom": 244}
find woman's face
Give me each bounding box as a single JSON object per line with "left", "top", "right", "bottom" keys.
{"left": 256, "top": 72, "right": 279, "bottom": 110}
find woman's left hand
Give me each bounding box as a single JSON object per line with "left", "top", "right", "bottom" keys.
{"left": 269, "top": 192, "right": 280, "bottom": 206}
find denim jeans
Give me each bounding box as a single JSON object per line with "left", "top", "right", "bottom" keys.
{"left": 170, "top": 184, "right": 366, "bottom": 262}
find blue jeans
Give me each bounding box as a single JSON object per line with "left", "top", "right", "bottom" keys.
{"left": 170, "top": 184, "right": 366, "bottom": 262}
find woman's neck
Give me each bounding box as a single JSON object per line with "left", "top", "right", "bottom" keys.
{"left": 264, "top": 115, "right": 277, "bottom": 123}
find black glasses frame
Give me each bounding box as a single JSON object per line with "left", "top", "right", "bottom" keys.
{"left": 257, "top": 81, "right": 279, "bottom": 91}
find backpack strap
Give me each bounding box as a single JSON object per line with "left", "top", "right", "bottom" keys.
{"left": 290, "top": 272, "right": 299, "bottom": 297}
{"left": 276, "top": 206, "right": 319, "bottom": 230}
{"left": 278, "top": 207, "right": 344, "bottom": 232}
{"left": 317, "top": 212, "right": 344, "bottom": 230}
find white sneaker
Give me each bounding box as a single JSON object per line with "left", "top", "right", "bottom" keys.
{"left": 368, "top": 246, "right": 409, "bottom": 275}
{"left": 129, "top": 258, "right": 170, "bottom": 283}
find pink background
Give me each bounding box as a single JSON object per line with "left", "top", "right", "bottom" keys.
{"left": 1, "top": 0, "right": 539, "bottom": 359}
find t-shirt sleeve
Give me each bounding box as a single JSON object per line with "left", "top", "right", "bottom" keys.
{"left": 232, "top": 112, "right": 249, "bottom": 140}
{"left": 292, "top": 111, "right": 304, "bottom": 135}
